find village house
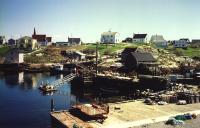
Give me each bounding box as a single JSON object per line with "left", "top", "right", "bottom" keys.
{"left": 150, "top": 35, "right": 167, "bottom": 48}
{"left": 0, "top": 36, "right": 6, "bottom": 45}
{"left": 121, "top": 47, "right": 141, "bottom": 62}
{"left": 16, "top": 36, "right": 38, "bottom": 51}
{"left": 101, "top": 31, "right": 119, "bottom": 43}
{"left": 32, "top": 28, "right": 52, "bottom": 46}
{"left": 8, "top": 38, "right": 16, "bottom": 46}
{"left": 191, "top": 39, "right": 200, "bottom": 48}
{"left": 173, "top": 39, "right": 188, "bottom": 48}
{"left": 68, "top": 37, "right": 81, "bottom": 45}
{"left": 132, "top": 34, "right": 147, "bottom": 43}
{"left": 125, "top": 52, "right": 157, "bottom": 71}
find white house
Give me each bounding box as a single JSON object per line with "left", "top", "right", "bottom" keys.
{"left": 173, "top": 40, "right": 188, "bottom": 48}
{"left": 101, "top": 31, "right": 119, "bottom": 43}
{"left": 0, "top": 36, "right": 6, "bottom": 45}
{"left": 132, "top": 34, "right": 147, "bottom": 43}
{"left": 150, "top": 35, "right": 167, "bottom": 48}
{"left": 16, "top": 36, "right": 38, "bottom": 51}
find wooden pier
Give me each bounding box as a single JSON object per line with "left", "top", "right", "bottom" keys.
{"left": 51, "top": 110, "right": 93, "bottom": 128}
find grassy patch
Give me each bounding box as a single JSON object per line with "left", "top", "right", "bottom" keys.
{"left": 183, "top": 47, "right": 200, "bottom": 57}
{"left": 0, "top": 46, "right": 11, "bottom": 56}
{"left": 166, "top": 45, "right": 200, "bottom": 57}
{"left": 85, "top": 43, "right": 134, "bottom": 55}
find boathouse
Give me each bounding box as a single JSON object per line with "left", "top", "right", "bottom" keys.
{"left": 125, "top": 52, "right": 157, "bottom": 71}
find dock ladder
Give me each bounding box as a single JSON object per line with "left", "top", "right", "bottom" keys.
{"left": 50, "top": 73, "right": 76, "bottom": 88}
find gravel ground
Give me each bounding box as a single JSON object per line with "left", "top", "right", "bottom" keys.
{"left": 133, "top": 115, "right": 200, "bottom": 128}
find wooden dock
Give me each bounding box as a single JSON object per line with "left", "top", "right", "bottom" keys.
{"left": 51, "top": 110, "right": 93, "bottom": 128}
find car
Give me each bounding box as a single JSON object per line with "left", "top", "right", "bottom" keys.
{"left": 177, "top": 100, "right": 187, "bottom": 105}
{"left": 158, "top": 101, "right": 168, "bottom": 105}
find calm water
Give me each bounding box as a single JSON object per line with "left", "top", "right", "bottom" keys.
{"left": 0, "top": 72, "right": 78, "bottom": 128}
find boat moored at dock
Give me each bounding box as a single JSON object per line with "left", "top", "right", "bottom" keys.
{"left": 39, "top": 83, "right": 57, "bottom": 92}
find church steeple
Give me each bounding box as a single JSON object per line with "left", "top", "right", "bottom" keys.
{"left": 33, "top": 27, "right": 36, "bottom": 35}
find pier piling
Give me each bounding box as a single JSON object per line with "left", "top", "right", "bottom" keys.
{"left": 51, "top": 98, "right": 54, "bottom": 112}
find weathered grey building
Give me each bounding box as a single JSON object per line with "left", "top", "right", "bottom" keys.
{"left": 125, "top": 52, "right": 156, "bottom": 71}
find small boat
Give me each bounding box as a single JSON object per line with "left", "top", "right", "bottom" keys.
{"left": 39, "top": 82, "right": 57, "bottom": 92}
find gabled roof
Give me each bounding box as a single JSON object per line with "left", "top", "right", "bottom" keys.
{"left": 133, "top": 34, "right": 147, "bottom": 39}
{"left": 180, "top": 38, "right": 190, "bottom": 42}
{"left": 101, "top": 31, "right": 117, "bottom": 36}
{"left": 8, "top": 38, "right": 15, "bottom": 41}
{"left": 122, "top": 47, "right": 138, "bottom": 54}
{"left": 130, "top": 52, "right": 156, "bottom": 62}
{"left": 18, "top": 36, "right": 32, "bottom": 40}
{"left": 32, "top": 35, "right": 46, "bottom": 42}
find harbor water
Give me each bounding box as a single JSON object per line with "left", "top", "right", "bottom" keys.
{"left": 0, "top": 72, "right": 78, "bottom": 128}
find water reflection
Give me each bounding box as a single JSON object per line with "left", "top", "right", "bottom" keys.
{"left": 2, "top": 72, "right": 67, "bottom": 90}
{"left": 0, "top": 72, "right": 81, "bottom": 128}
{"left": 1, "top": 71, "right": 83, "bottom": 102}
{"left": 4, "top": 72, "right": 23, "bottom": 87}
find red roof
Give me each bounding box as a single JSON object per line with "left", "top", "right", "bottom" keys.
{"left": 32, "top": 35, "right": 46, "bottom": 42}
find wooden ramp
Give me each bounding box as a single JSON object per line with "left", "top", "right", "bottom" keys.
{"left": 51, "top": 111, "right": 93, "bottom": 128}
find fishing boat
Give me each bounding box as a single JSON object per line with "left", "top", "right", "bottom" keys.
{"left": 39, "top": 82, "right": 57, "bottom": 92}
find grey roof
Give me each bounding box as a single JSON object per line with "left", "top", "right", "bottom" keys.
{"left": 18, "top": 36, "right": 32, "bottom": 40}
{"left": 180, "top": 38, "right": 190, "bottom": 42}
{"left": 130, "top": 52, "right": 156, "bottom": 62}
{"left": 133, "top": 34, "right": 147, "bottom": 39}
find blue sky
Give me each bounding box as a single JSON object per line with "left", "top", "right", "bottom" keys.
{"left": 0, "top": 0, "right": 200, "bottom": 42}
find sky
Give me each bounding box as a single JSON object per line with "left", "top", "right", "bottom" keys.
{"left": 1, "top": 0, "right": 200, "bottom": 42}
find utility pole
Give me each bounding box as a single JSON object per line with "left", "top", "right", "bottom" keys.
{"left": 95, "top": 42, "right": 98, "bottom": 76}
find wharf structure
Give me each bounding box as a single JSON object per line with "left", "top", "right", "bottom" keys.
{"left": 50, "top": 103, "right": 109, "bottom": 128}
